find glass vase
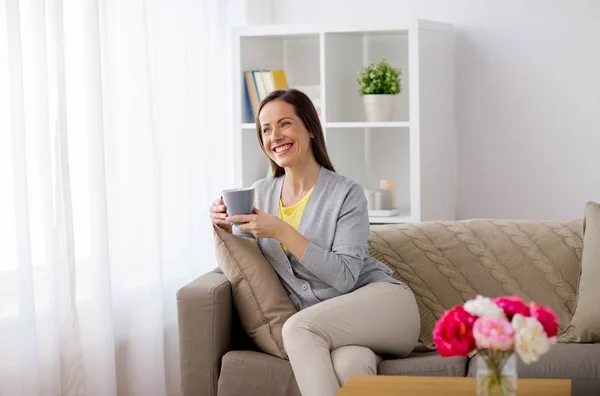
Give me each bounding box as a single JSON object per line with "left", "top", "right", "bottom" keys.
{"left": 475, "top": 350, "right": 517, "bottom": 396}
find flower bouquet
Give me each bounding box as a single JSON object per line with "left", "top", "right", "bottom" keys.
{"left": 433, "top": 295, "right": 558, "bottom": 396}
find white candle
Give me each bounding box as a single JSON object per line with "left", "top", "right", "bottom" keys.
{"left": 380, "top": 179, "right": 396, "bottom": 209}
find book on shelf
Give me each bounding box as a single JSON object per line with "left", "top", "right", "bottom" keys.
{"left": 244, "top": 69, "right": 289, "bottom": 120}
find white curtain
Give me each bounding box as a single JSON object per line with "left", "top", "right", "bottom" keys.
{"left": 0, "top": 0, "right": 242, "bottom": 394}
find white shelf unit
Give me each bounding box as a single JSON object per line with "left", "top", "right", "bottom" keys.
{"left": 232, "top": 20, "right": 457, "bottom": 224}
{"left": 326, "top": 122, "right": 410, "bottom": 129}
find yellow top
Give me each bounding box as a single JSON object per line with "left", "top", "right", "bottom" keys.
{"left": 279, "top": 187, "right": 314, "bottom": 252}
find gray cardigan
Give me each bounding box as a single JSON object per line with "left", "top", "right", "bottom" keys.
{"left": 234, "top": 166, "right": 403, "bottom": 311}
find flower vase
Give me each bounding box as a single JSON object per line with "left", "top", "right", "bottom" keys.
{"left": 476, "top": 351, "right": 517, "bottom": 396}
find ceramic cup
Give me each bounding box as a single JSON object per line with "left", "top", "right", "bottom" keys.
{"left": 221, "top": 187, "right": 255, "bottom": 224}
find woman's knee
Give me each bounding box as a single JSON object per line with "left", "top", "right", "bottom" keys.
{"left": 331, "top": 346, "right": 381, "bottom": 386}
{"left": 281, "top": 311, "right": 313, "bottom": 351}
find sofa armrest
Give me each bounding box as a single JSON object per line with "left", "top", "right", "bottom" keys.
{"left": 177, "top": 269, "right": 232, "bottom": 396}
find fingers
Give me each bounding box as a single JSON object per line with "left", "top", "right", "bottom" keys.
{"left": 209, "top": 198, "right": 232, "bottom": 233}
{"left": 236, "top": 222, "right": 253, "bottom": 232}
{"left": 210, "top": 204, "right": 227, "bottom": 214}
{"left": 210, "top": 198, "right": 227, "bottom": 217}
{"left": 226, "top": 214, "right": 254, "bottom": 223}
{"left": 210, "top": 197, "right": 229, "bottom": 226}
{"left": 210, "top": 211, "right": 228, "bottom": 220}
{"left": 236, "top": 222, "right": 248, "bottom": 229}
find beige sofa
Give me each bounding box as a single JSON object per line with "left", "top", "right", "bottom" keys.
{"left": 177, "top": 219, "right": 600, "bottom": 396}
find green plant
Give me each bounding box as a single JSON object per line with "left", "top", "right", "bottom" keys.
{"left": 357, "top": 59, "right": 401, "bottom": 96}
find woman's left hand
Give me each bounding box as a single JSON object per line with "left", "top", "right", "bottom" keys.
{"left": 227, "top": 208, "right": 288, "bottom": 239}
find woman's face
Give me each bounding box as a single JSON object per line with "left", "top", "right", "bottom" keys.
{"left": 259, "top": 100, "right": 313, "bottom": 169}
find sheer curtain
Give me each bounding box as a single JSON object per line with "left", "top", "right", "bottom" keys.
{"left": 0, "top": 0, "right": 241, "bottom": 394}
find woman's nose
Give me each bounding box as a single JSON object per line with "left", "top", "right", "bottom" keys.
{"left": 271, "top": 126, "right": 282, "bottom": 140}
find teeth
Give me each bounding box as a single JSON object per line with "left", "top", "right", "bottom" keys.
{"left": 275, "top": 144, "right": 291, "bottom": 153}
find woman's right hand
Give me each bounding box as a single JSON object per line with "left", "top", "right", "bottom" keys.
{"left": 210, "top": 198, "right": 231, "bottom": 233}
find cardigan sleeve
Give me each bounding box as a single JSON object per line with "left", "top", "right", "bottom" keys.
{"left": 298, "top": 183, "right": 370, "bottom": 293}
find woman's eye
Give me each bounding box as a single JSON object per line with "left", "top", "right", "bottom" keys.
{"left": 263, "top": 128, "right": 271, "bottom": 134}
{"left": 281, "top": 121, "right": 290, "bottom": 127}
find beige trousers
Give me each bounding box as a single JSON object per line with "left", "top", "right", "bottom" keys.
{"left": 282, "top": 282, "right": 420, "bottom": 396}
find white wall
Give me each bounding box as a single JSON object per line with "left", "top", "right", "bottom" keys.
{"left": 273, "top": 0, "right": 600, "bottom": 221}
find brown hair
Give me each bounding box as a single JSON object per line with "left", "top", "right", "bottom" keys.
{"left": 255, "top": 88, "right": 335, "bottom": 178}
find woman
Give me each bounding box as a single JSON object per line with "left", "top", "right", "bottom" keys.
{"left": 209, "top": 89, "right": 420, "bottom": 396}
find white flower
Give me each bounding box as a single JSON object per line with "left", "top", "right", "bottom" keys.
{"left": 464, "top": 295, "right": 506, "bottom": 319}
{"left": 512, "top": 314, "right": 551, "bottom": 364}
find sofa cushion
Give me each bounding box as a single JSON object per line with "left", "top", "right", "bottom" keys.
{"left": 562, "top": 201, "right": 600, "bottom": 342}
{"left": 378, "top": 352, "right": 466, "bottom": 377}
{"left": 368, "top": 219, "right": 583, "bottom": 351}
{"left": 213, "top": 227, "right": 296, "bottom": 359}
{"left": 218, "top": 349, "right": 466, "bottom": 396}
{"left": 218, "top": 351, "right": 301, "bottom": 396}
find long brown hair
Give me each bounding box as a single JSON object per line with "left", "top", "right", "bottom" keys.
{"left": 255, "top": 88, "right": 335, "bottom": 178}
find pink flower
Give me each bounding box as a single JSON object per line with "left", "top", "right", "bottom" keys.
{"left": 493, "top": 296, "right": 530, "bottom": 320}
{"left": 473, "top": 316, "right": 515, "bottom": 351}
{"left": 529, "top": 302, "right": 558, "bottom": 338}
{"left": 433, "top": 306, "right": 477, "bottom": 357}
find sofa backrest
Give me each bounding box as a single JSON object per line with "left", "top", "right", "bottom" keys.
{"left": 367, "top": 219, "right": 583, "bottom": 351}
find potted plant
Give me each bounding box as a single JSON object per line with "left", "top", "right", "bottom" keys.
{"left": 357, "top": 59, "right": 401, "bottom": 122}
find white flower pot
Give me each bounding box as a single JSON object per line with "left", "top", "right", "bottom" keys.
{"left": 362, "top": 94, "right": 396, "bottom": 122}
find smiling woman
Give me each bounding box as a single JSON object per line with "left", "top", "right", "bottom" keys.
{"left": 210, "top": 88, "right": 421, "bottom": 396}
{"left": 256, "top": 89, "right": 335, "bottom": 179}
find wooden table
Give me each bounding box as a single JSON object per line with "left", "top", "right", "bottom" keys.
{"left": 337, "top": 375, "right": 572, "bottom": 396}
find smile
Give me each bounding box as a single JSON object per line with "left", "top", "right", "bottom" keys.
{"left": 273, "top": 143, "right": 293, "bottom": 154}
